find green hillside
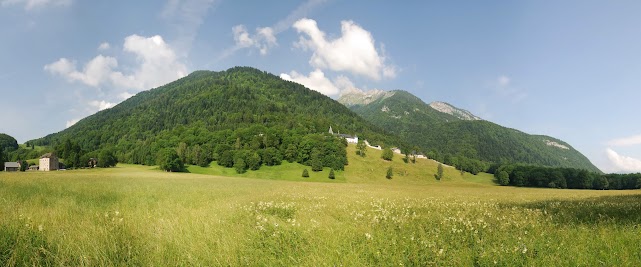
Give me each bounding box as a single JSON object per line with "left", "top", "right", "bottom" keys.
{"left": 29, "top": 67, "right": 399, "bottom": 170}
{"left": 341, "top": 90, "right": 601, "bottom": 173}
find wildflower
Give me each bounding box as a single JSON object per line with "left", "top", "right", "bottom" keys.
{"left": 365, "top": 233, "right": 372, "bottom": 240}
{"left": 38, "top": 225, "right": 43, "bottom": 232}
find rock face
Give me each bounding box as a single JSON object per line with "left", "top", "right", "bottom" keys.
{"left": 429, "top": 101, "right": 481, "bottom": 121}
{"left": 337, "top": 88, "right": 394, "bottom": 107}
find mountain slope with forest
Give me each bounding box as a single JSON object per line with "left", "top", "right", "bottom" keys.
{"left": 30, "top": 67, "right": 399, "bottom": 170}
{"left": 339, "top": 90, "right": 601, "bottom": 173}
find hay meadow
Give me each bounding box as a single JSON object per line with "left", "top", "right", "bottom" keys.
{"left": 1, "top": 146, "right": 640, "bottom": 266}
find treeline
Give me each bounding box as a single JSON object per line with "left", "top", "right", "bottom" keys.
{"left": 425, "top": 150, "right": 490, "bottom": 175}
{"left": 121, "top": 125, "right": 347, "bottom": 173}
{"left": 494, "top": 165, "right": 641, "bottom": 190}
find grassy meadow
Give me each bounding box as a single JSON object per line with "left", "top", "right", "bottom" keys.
{"left": 1, "top": 145, "right": 641, "bottom": 266}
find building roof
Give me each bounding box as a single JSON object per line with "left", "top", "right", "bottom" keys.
{"left": 4, "top": 162, "right": 20, "bottom": 168}
{"left": 40, "top": 153, "right": 57, "bottom": 159}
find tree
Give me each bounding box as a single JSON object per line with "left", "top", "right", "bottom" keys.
{"left": 247, "top": 152, "right": 261, "bottom": 170}
{"left": 234, "top": 157, "right": 247, "bottom": 174}
{"left": 356, "top": 140, "right": 367, "bottom": 157}
{"left": 20, "top": 160, "right": 28, "bottom": 172}
{"left": 386, "top": 166, "right": 393, "bottom": 179}
{"left": 328, "top": 169, "right": 335, "bottom": 179}
{"left": 496, "top": 170, "right": 509, "bottom": 185}
{"left": 310, "top": 150, "right": 323, "bottom": 172}
{"left": 176, "top": 142, "right": 188, "bottom": 163}
{"left": 302, "top": 169, "right": 309, "bottom": 178}
{"left": 157, "top": 148, "right": 184, "bottom": 172}
{"left": 97, "top": 149, "right": 118, "bottom": 167}
{"left": 435, "top": 163, "right": 444, "bottom": 181}
{"left": 284, "top": 144, "right": 297, "bottom": 162}
{"left": 593, "top": 176, "right": 609, "bottom": 190}
{"left": 381, "top": 148, "right": 393, "bottom": 161}
{"left": 218, "top": 150, "right": 234, "bottom": 168}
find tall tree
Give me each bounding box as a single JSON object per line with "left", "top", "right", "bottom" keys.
{"left": 356, "top": 140, "right": 367, "bottom": 157}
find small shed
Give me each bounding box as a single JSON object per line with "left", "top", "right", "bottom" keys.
{"left": 4, "top": 162, "right": 20, "bottom": 172}
{"left": 29, "top": 165, "right": 39, "bottom": 171}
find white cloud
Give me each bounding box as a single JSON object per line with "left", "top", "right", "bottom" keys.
{"left": 608, "top": 134, "right": 641, "bottom": 147}
{"left": 280, "top": 69, "right": 339, "bottom": 96}
{"left": 231, "top": 25, "right": 278, "bottom": 55}
{"left": 45, "top": 34, "right": 187, "bottom": 92}
{"left": 45, "top": 55, "right": 119, "bottom": 87}
{"left": 98, "top": 42, "right": 110, "bottom": 50}
{"left": 606, "top": 148, "right": 641, "bottom": 173}
{"left": 280, "top": 69, "right": 371, "bottom": 97}
{"left": 292, "top": 18, "right": 395, "bottom": 81}
{"left": 66, "top": 118, "right": 80, "bottom": 128}
{"left": 218, "top": 0, "right": 325, "bottom": 60}
{"left": 1, "top": 0, "right": 70, "bottom": 10}
{"left": 88, "top": 100, "right": 115, "bottom": 111}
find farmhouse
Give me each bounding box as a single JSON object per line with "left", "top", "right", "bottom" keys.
{"left": 39, "top": 153, "right": 59, "bottom": 171}
{"left": 4, "top": 162, "right": 20, "bottom": 172}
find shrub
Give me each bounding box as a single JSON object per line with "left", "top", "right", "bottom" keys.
{"left": 381, "top": 148, "right": 393, "bottom": 161}
{"left": 328, "top": 169, "right": 335, "bottom": 179}
{"left": 386, "top": 166, "right": 393, "bottom": 179}
{"left": 302, "top": 169, "right": 309, "bottom": 178}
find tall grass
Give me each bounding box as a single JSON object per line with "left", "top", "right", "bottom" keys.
{"left": 1, "top": 164, "right": 640, "bottom": 265}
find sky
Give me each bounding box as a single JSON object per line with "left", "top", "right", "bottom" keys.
{"left": 1, "top": 0, "right": 640, "bottom": 173}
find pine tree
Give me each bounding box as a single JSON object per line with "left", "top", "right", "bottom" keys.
{"left": 328, "top": 169, "right": 335, "bottom": 179}
{"left": 302, "top": 169, "right": 309, "bottom": 178}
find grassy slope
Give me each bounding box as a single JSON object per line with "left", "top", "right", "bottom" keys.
{"left": 187, "top": 144, "right": 496, "bottom": 186}
{"left": 1, "top": 159, "right": 640, "bottom": 265}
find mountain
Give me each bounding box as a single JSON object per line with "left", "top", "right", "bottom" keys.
{"left": 30, "top": 67, "right": 399, "bottom": 169}
{"left": 338, "top": 90, "right": 601, "bottom": 173}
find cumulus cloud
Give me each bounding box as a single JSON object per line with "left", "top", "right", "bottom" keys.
{"left": 98, "top": 42, "right": 110, "bottom": 50}
{"left": 606, "top": 148, "right": 641, "bottom": 173}
{"left": 280, "top": 69, "right": 371, "bottom": 97}
{"left": 218, "top": 0, "right": 326, "bottom": 60}
{"left": 230, "top": 25, "right": 277, "bottom": 55}
{"left": 292, "top": 18, "right": 396, "bottom": 80}
{"left": 608, "top": 134, "right": 641, "bottom": 147}
{"left": 280, "top": 69, "right": 339, "bottom": 96}
{"left": 66, "top": 118, "right": 80, "bottom": 128}
{"left": 88, "top": 100, "right": 115, "bottom": 111}
{"left": 1, "top": 0, "right": 70, "bottom": 10}
{"left": 45, "top": 34, "right": 187, "bottom": 92}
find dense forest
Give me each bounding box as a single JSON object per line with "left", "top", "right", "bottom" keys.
{"left": 343, "top": 90, "right": 601, "bottom": 173}
{"left": 27, "top": 67, "right": 399, "bottom": 171}
{"left": 494, "top": 164, "right": 641, "bottom": 190}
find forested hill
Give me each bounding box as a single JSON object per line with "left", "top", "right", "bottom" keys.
{"left": 30, "top": 67, "right": 398, "bottom": 168}
{"left": 340, "top": 90, "right": 601, "bottom": 173}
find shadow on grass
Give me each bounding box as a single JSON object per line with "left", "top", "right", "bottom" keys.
{"left": 508, "top": 194, "right": 641, "bottom": 226}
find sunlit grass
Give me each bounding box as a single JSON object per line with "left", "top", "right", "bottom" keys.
{"left": 1, "top": 152, "right": 640, "bottom": 265}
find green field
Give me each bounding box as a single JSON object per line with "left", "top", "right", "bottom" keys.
{"left": 1, "top": 146, "right": 640, "bottom": 266}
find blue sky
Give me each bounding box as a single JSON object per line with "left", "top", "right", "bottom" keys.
{"left": 1, "top": 0, "right": 640, "bottom": 173}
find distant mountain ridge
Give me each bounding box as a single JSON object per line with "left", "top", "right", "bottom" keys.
{"left": 338, "top": 89, "right": 601, "bottom": 173}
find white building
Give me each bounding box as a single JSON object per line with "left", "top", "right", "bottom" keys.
{"left": 39, "top": 153, "right": 59, "bottom": 171}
